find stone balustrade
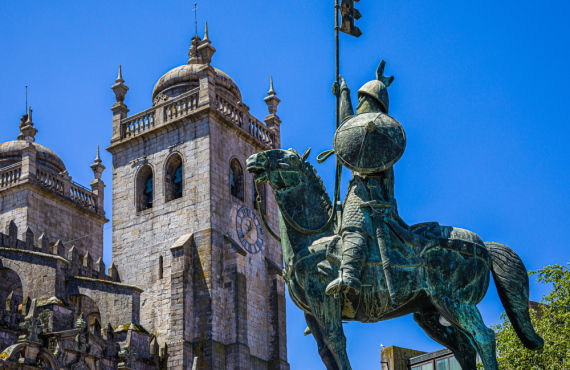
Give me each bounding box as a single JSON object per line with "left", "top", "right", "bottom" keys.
{"left": 0, "top": 165, "right": 100, "bottom": 215}
{"left": 69, "top": 181, "right": 97, "bottom": 211}
{"left": 117, "top": 87, "right": 276, "bottom": 148}
{"left": 0, "top": 163, "right": 22, "bottom": 189}
{"left": 163, "top": 88, "right": 200, "bottom": 122}
{"left": 36, "top": 168, "right": 65, "bottom": 196}
{"left": 121, "top": 109, "right": 155, "bottom": 138}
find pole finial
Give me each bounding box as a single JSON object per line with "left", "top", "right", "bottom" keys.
{"left": 204, "top": 21, "right": 209, "bottom": 41}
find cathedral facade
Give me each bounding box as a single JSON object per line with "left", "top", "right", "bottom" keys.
{"left": 0, "top": 26, "right": 288, "bottom": 370}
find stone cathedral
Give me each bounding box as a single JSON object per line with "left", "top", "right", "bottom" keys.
{"left": 0, "top": 26, "right": 289, "bottom": 370}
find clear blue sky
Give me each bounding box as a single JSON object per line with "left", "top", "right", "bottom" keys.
{"left": 1, "top": 1, "right": 568, "bottom": 368}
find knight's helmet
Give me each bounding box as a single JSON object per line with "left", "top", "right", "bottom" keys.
{"left": 357, "top": 60, "right": 394, "bottom": 113}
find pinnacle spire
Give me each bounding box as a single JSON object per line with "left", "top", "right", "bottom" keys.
{"left": 268, "top": 75, "right": 275, "bottom": 95}
{"left": 94, "top": 144, "right": 102, "bottom": 164}
{"left": 264, "top": 76, "right": 281, "bottom": 117}
{"left": 116, "top": 65, "right": 124, "bottom": 83}
{"left": 91, "top": 144, "right": 105, "bottom": 179}
{"left": 18, "top": 106, "right": 37, "bottom": 142}
{"left": 25, "top": 106, "right": 32, "bottom": 123}
{"left": 111, "top": 65, "right": 128, "bottom": 104}
{"left": 203, "top": 22, "right": 209, "bottom": 41}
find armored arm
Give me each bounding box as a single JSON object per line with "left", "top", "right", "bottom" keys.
{"left": 333, "top": 77, "right": 355, "bottom": 123}
{"left": 339, "top": 77, "right": 354, "bottom": 122}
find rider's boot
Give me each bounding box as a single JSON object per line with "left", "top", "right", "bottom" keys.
{"left": 325, "top": 232, "right": 366, "bottom": 296}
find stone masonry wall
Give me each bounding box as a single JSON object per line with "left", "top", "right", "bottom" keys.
{"left": 209, "top": 112, "right": 287, "bottom": 366}
{"left": 0, "top": 185, "right": 105, "bottom": 263}
{"left": 110, "top": 113, "right": 211, "bottom": 348}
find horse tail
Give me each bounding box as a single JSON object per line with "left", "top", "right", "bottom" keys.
{"left": 485, "top": 242, "right": 544, "bottom": 350}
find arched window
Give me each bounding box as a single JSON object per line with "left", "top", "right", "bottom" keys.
{"left": 165, "top": 154, "right": 183, "bottom": 202}
{"left": 0, "top": 268, "right": 23, "bottom": 312}
{"left": 136, "top": 165, "right": 154, "bottom": 211}
{"left": 68, "top": 294, "right": 101, "bottom": 335}
{"left": 230, "top": 158, "right": 244, "bottom": 201}
{"left": 253, "top": 181, "right": 266, "bottom": 214}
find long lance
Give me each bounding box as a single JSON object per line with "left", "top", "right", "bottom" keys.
{"left": 333, "top": 0, "right": 342, "bottom": 225}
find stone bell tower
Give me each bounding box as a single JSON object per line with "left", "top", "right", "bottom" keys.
{"left": 107, "top": 24, "right": 289, "bottom": 369}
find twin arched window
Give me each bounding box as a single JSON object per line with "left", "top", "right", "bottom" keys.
{"left": 136, "top": 153, "right": 184, "bottom": 212}
{"left": 230, "top": 158, "right": 244, "bottom": 201}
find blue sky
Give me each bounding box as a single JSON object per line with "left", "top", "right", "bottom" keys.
{"left": 1, "top": 1, "right": 568, "bottom": 368}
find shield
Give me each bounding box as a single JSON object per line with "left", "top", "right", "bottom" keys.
{"left": 333, "top": 112, "right": 406, "bottom": 174}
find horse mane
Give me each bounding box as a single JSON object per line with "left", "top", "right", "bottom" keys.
{"left": 301, "top": 159, "right": 333, "bottom": 216}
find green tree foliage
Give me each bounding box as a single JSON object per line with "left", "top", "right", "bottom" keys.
{"left": 493, "top": 264, "right": 570, "bottom": 369}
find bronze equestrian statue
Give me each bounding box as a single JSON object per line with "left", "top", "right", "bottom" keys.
{"left": 246, "top": 61, "right": 543, "bottom": 370}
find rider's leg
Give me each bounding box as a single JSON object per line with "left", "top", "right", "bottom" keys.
{"left": 325, "top": 231, "right": 366, "bottom": 296}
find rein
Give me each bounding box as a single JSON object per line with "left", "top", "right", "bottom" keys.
{"left": 255, "top": 161, "right": 342, "bottom": 242}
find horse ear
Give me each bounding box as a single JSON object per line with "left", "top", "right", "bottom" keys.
{"left": 288, "top": 148, "right": 300, "bottom": 156}
{"left": 302, "top": 148, "right": 311, "bottom": 162}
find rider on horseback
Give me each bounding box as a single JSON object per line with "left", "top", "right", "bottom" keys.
{"left": 325, "top": 61, "right": 414, "bottom": 301}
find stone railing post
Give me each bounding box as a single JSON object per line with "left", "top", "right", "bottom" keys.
{"left": 20, "top": 141, "right": 37, "bottom": 181}
{"left": 60, "top": 172, "right": 72, "bottom": 198}
{"left": 198, "top": 67, "right": 216, "bottom": 108}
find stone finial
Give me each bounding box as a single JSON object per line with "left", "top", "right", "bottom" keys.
{"left": 108, "top": 262, "right": 119, "bottom": 281}
{"left": 90, "top": 144, "right": 106, "bottom": 180}
{"left": 23, "top": 226, "right": 34, "bottom": 250}
{"left": 38, "top": 233, "right": 50, "bottom": 253}
{"left": 52, "top": 240, "right": 65, "bottom": 256}
{"left": 187, "top": 35, "right": 202, "bottom": 64}
{"left": 17, "top": 106, "right": 38, "bottom": 142}
{"left": 96, "top": 257, "right": 106, "bottom": 278}
{"left": 111, "top": 65, "right": 129, "bottom": 104}
{"left": 19, "top": 299, "right": 42, "bottom": 344}
{"left": 5, "top": 220, "right": 17, "bottom": 249}
{"left": 188, "top": 22, "right": 216, "bottom": 65}
{"left": 264, "top": 76, "right": 281, "bottom": 115}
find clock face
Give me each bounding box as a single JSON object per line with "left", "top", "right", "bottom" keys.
{"left": 235, "top": 206, "right": 265, "bottom": 254}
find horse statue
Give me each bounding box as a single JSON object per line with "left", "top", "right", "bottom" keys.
{"left": 246, "top": 147, "right": 543, "bottom": 370}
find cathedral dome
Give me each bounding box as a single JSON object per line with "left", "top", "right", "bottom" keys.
{"left": 152, "top": 64, "right": 241, "bottom": 105}
{"left": 0, "top": 140, "right": 66, "bottom": 173}
{"left": 151, "top": 25, "right": 241, "bottom": 105}
{"left": 0, "top": 110, "right": 66, "bottom": 173}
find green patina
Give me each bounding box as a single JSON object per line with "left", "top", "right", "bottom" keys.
{"left": 246, "top": 61, "right": 543, "bottom": 370}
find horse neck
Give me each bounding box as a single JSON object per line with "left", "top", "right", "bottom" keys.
{"left": 274, "top": 172, "right": 332, "bottom": 263}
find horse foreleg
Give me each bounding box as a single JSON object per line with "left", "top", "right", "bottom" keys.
{"left": 305, "top": 313, "right": 340, "bottom": 370}
{"left": 306, "top": 279, "right": 351, "bottom": 370}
